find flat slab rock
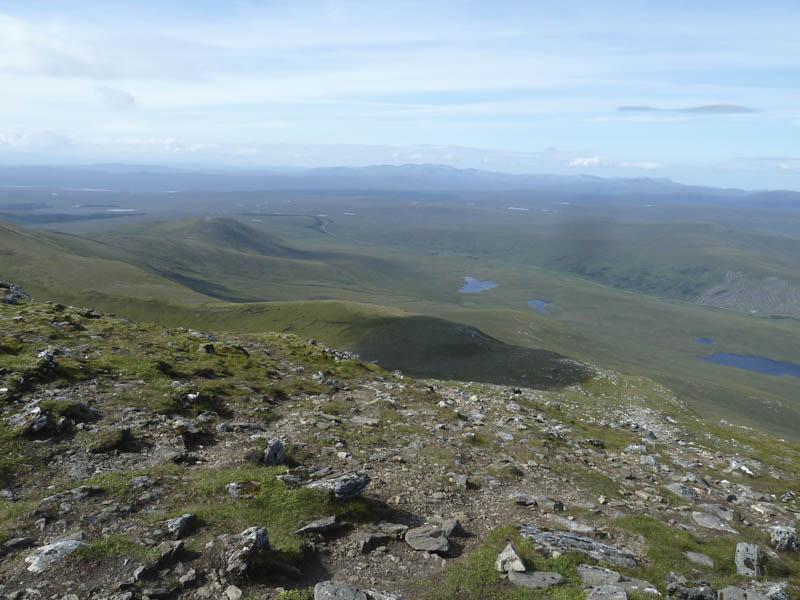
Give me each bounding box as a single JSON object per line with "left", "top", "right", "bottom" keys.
{"left": 577, "top": 564, "right": 622, "bottom": 586}
{"left": 518, "top": 525, "right": 636, "bottom": 568}
{"left": 404, "top": 524, "right": 449, "bottom": 554}
{"left": 25, "top": 540, "right": 88, "bottom": 573}
{"left": 508, "top": 570, "right": 565, "bottom": 589}
{"left": 307, "top": 471, "right": 371, "bottom": 501}
{"left": 586, "top": 586, "right": 629, "bottom": 600}
{"left": 314, "top": 580, "right": 404, "bottom": 600}
{"left": 718, "top": 587, "right": 769, "bottom": 600}
{"left": 684, "top": 551, "right": 715, "bottom": 568}
{"left": 692, "top": 511, "right": 738, "bottom": 534}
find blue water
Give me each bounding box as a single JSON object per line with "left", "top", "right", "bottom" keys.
{"left": 528, "top": 299, "right": 554, "bottom": 314}
{"left": 458, "top": 277, "right": 499, "bottom": 293}
{"left": 694, "top": 338, "right": 716, "bottom": 346}
{"left": 699, "top": 352, "right": 800, "bottom": 378}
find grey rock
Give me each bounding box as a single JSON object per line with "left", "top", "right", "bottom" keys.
{"left": 666, "top": 483, "right": 700, "bottom": 503}
{"left": 692, "top": 511, "right": 738, "bottom": 534}
{"left": 735, "top": 543, "right": 764, "bottom": 577}
{"left": 438, "top": 518, "right": 465, "bottom": 538}
{"left": 697, "top": 503, "right": 734, "bottom": 522}
{"left": 374, "top": 522, "right": 409, "bottom": 537}
{"left": 717, "top": 587, "right": 770, "bottom": 600}
{"left": 509, "top": 492, "right": 537, "bottom": 506}
{"left": 684, "top": 551, "right": 715, "bottom": 568}
{"left": 666, "top": 581, "right": 715, "bottom": 600}
{"left": 8, "top": 404, "right": 51, "bottom": 437}
{"left": 314, "top": 581, "right": 368, "bottom": 600}
{"left": 2, "top": 537, "right": 35, "bottom": 554}
{"left": 587, "top": 586, "right": 628, "bottom": 600}
{"left": 225, "top": 585, "right": 243, "bottom": 600}
{"left": 165, "top": 513, "right": 197, "bottom": 539}
{"left": 224, "top": 526, "right": 270, "bottom": 578}
{"left": 508, "top": 571, "right": 565, "bottom": 589}
{"left": 452, "top": 474, "right": 468, "bottom": 489}
{"left": 404, "top": 524, "right": 449, "bottom": 554}
{"left": 227, "top": 481, "right": 261, "bottom": 500}
{"left": 24, "top": 540, "right": 88, "bottom": 573}
{"left": 0, "top": 281, "right": 31, "bottom": 304}
{"left": 495, "top": 542, "right": 525, "bottom": 573}
{"left": 767, "top": 525, "right": 798, "bottom": 552}
{"left": 518, "top": 525, "right": 636, "bottom": 568}
{"left": 152, "top": 540, "right": 184, "bottom": 570}
{"left": 354, "top": 532, "right": 391, "bottom": 553}
{"left": 364, "top": 591, "right": 405, "bottom": 600}
{"left": 621, "top": 578, "right": 660, "bottom": 596}
{"left": 263, "top": 438, "right": 285, "bottom": 466}
{"left": 718, "top": 586, "right": 747, "bottom": 600}
{"left": 140, "top": 589, "right": 171, "bottom": 600}
{"left": 548, "top": 515, "right": 595, "bottom": 534}
{"left": 307, "top": 471, "right": 371, "bottom": 501}
{"left": 763, "top": 584, "right": 790, "bottom": 600}
{"left": 624, "top": 444, "right": 648, "bottom": 454}
{"left": 577, "top": 564, "right": 622, "bottom": 586}
{"left": 293, "top": 515, "right": 343, "bottom": 536}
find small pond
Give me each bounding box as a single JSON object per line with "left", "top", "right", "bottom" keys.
{"left": 528, "top": 299, "right": 554, "bottom": 314}
{"left": 458, "top": 277, "right": 499, "bottom": 293}
{"left": 699, "top": 352, "right": 800, "bottom": 378}
{"left": 694, "top": 338, "right": 716, "bottom": 346}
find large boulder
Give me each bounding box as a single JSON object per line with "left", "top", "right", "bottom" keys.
{"left": 0, "top": 281, "right": 31, "bottom": 304}
{"left": 307, "top": 471, "right": 371, "bottom": 501}
{"left": 767, "top": 525, "right": 798, "bottom": 552}
{"left": 210, "top": 526, "right": 271, "bottom": 580}
{"left": 735, "top": 543, "right": 765, "bottom": 577}
{"left": 24, "top": 540, "right": 88, "bottom": 573}
{"left": 404, "top": 524, "right": 449, "bottom": 554}
{"left": 508, "top": 571, "right": 565, "bottom": 589}
{"left": 518, "top": 525, "right": 636, "bottom": 568}
{"left": 495, "top": 543, "right": 525, "bottom": 573}
{"left": 263, "top": 438, "right": 285, "bottom": 466}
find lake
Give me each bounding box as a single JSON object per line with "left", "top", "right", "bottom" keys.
{"left": 528, "top": 299, "right": 554, "bottom": 314}
{"left": 458, "top": 277, "right": 499, "bottom": 293}
{"left": 699, "top": 352, "right": 800, "bottom": 378}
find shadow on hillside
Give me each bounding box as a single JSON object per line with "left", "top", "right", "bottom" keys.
{"left": 351, "top": 316, "right": 593, "bottom": 389}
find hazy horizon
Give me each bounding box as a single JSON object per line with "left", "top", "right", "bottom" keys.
{"left": 1, "top": 1, "right": 799, "bottom": 190}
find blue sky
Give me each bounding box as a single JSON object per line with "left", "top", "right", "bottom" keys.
{"left": 1, "top": 1, "right": 799, "bottom": 189}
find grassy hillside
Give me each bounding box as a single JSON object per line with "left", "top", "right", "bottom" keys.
{"left": 5, "top": 216, "right": 800, "bottom": 440}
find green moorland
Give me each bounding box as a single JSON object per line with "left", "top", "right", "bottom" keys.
{"left": 3, "top": 202, "right": 800, "bottom": 440}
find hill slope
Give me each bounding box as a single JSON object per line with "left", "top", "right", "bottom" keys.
{"left": 1, "top": 284, "right": 799, "bottom": 599}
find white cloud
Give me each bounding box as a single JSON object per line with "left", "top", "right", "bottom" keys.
{"left": 569, "top": 156, "right": 607, "bottom": 167}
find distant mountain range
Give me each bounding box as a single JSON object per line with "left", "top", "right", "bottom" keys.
{"left": 2, "top": 163, "right": 794, "bottom": 201}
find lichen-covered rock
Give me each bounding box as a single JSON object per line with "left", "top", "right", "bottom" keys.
{"left": 165, "top": 513, "right": 197, "bottom": 539}
{"left": 495, "top": 542, "right": 525, "bottom": 572}
{"left": 24, "top": 540, "right": 88, "bottom": 573}
{"left": 209, "top": 526, "right": 270, "bottom": 580}
{"left": 735, "top": 543, "right": 765, "bottom": 577}
{"left": 767, "top": 525, "right": 798, "bottom": 552}
{"left": 518, "top": 525, "right": 636, "bottom": 568}
{"left": 314, "top": 581, "right": 367, "bottom": 600}
{"left": 665, "top": 580, "right": 715, "bottom": 600}
{"left": 307, "top": 471, "right": 371, "bottom": 501}
{"left": 263, "top": 437, "right": 285, "bottom": 466}
{"left": 508, "top": 571, "right": 565, "bottom": 589}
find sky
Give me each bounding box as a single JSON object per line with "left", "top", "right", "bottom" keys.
{"left": 1, "top": 0, "right": 799, "bottom": 190}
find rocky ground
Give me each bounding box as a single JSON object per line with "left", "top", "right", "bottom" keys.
{"left": 1, "top": 280, "right": 799, "bottom": 600}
